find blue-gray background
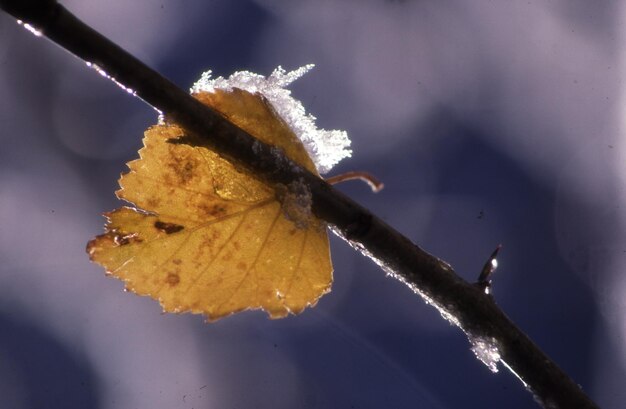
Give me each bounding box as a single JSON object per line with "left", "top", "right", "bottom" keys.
{"left": 1, "top": 1, "right": 625, "bottom": 408}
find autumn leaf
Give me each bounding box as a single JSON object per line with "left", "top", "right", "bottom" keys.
{"left": 87, "top": 67, "right": 350, "bottom": 321}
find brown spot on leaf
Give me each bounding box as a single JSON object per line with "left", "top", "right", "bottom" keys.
{"left": 209, "top": 204, "right": 227, "bottom": 217}
{"left": 199, "top": 232, "right": 215, "bottom": 250}
{"left": 199, "top": 203, "right": 229, "bottom": 218}
{"left": 165, "top": 145, "right": 200, "bottom": 185}
{"left": 183, "top": 161, "right": 194, "bottom": 173}
{"left": 199, "top": 230, "right": 222, "bottom": 249}
{"left": 165, "top": 272, "right": 180, "bottom": 286}
{"left": 168, "top": 158, "right": 197, "bottom": 184}
{"left": 172, "top": 259, "right": 182, "bottom": 265}
{"left": 114, "top": 233, "right": 142, "bottom": 246}
{"left": 147, "top": 197, "right": 161, "bottom": 208}
{"left": 154, "top": 220, "right": 185, "bottom": 234}
{"left": 236, "top": 262, "right": 247, "bottom": 270}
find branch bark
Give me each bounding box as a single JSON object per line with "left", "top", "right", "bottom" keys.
{"left": 0, "top": 1, "right": 600, "bottom": 408}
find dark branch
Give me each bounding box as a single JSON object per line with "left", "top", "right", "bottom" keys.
{"left": 0, "top": 2, "right": 600, "bottom": 408}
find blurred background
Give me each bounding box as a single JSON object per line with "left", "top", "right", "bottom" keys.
{"left": 1, "top": 1, "right": 625, "bottom": 408}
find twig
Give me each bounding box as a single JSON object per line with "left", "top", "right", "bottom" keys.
{"left": 326, "top": 171, "right": 385, "bottom": 192}
{"left": 0, "top": 1, "right": 600, "bottom": 408}
{"left": 476, "top": 244, "right": 502, "bottom": 295}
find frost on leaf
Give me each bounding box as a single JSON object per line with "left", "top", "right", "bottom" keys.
{"left": 87, "top": 82, "right": 338, "bottom": 321}
{"left": 191, "top": 65, "right": 351, "bottom": 174}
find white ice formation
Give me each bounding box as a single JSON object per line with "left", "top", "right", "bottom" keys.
{"left": 470, "top": 336, "right": 501, "bottom": 373}
{"left": 191, "top": 65, "right": 351, "bottom": 174}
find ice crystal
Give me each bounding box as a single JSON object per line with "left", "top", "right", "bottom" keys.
{"left": 470, "top": 336, "right": 501, "bottom": 373}
{"left": 328, "top": 226, "right": 462, "bottom": 328}
{"left": 191, "top": 65, "right": 351, "bottom": 174}
{"left": 328, "top": 226, "right": 506, "bottom": 375}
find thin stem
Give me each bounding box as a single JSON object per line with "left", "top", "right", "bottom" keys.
{"left": 0, "top": 2, "right": 600, "bottom": 408}
{"left": 476, "top": 244, "right": 502, "bottom": 295}
{"left": 326, "top": 171, "right": 385, "bottom": 193}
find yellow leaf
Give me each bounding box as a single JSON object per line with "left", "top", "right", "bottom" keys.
{"left": 87, "top": 88, "right": 332, "bottom": 321}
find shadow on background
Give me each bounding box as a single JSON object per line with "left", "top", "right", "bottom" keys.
{"left": 0, "top": 310, "right": 100, "bottom": 409}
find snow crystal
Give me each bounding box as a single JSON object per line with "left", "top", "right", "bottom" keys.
{"left": 470, "top": 336, "right": 501, "bottom": 373}
{"left": 17, "top": 19, "right": 43, "bottom": 37}
{"left": 328, "top": 225, "right": 462, "bottom": 328}
{"left": 328, "top": 226, "right": 509, "bottom": 375}
{"left": 191, "top": 65, "right": 351, "bottom": 174}
{"left": 85, "top": 62, "right": 137, "bottom": 96}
